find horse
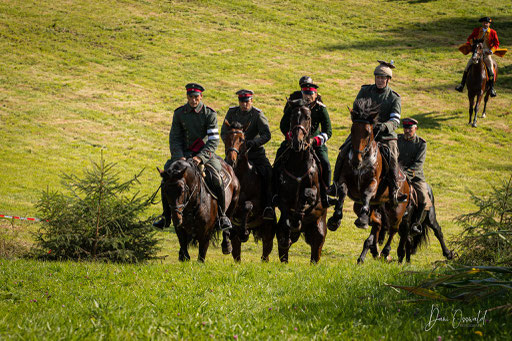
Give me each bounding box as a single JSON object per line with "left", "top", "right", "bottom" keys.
{"left": 327, "top": 98, "right": 410, "bottom": 263}
{"left": 223, "top": 120, "right": 276, "bottom": 262}
{"left": 467, "top": 38, "right": 498, "bottom": 127}
{"left": 160, "top": 158, "right": 239, "bottom": 262}
{"left": 275, "top": 99, "right": 328, "bottom": 263}
{"left": 397, "top": 184, "right": 455, "bottom": 263}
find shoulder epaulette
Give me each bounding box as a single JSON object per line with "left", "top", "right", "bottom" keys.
{"left": 252, "top": 107, "right": 262, "bottom": 113}
{"left": 418, "top": 136, "right": 426, "bottom": 143}
{"left": 391, "top": 90, "right": 401, "bottom": 97}
{"left": 317, "top": 101, "right": 326, "bottom": 108}
{"left": 361, "top": 84, "right": 372, "bottom": 88}
{"left": 206, "top": 105, "right": 217, "bottom": 113}
{"left": 229, "top": 106, "right": 238, "bottom": 110}
{"left": 174, "top": 105, "right": 186, "bottom": 113}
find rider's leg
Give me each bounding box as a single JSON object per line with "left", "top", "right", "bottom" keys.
{"left": 206, "top": 157, "right": 232, "bottom": 231}
{"left": 257, "top": 158, "right": 275, "bottom": 219}
{"left": 315, "top": 146, "right": 331, "bottom": 207}
{"left": 455, "top": 59, "right": 472, "bottom": 92}
{"left": 411, "top": 180, "right": 432, "bottom": 235}
{"left": 484, "top": 53, "right": 496, "bottom": 97}
{"left": 271, "top": 140, "right": 289, "bottom": 206}
{"left": 327, "top": 135, "right": 351, "bottom": 196}
{"left": 153, "top": 158, "right": 175, "bottom": 228}
{"left": 385, "top": 140, "right": 405, "bottom": 207}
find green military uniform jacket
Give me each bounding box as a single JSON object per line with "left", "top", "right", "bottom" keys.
{"left": 169, "top": 102, "right": 219, "bottom": 165}
{"left": 280, "top": 100, "right": 332, "bottom": 148}
{"left": 397, "top": 133, "right": 426, "bottom": 181}
{"left": 355, "top": 84, "right": 401, "bottom": 141}
{"left": 221, "top": 106, "right": 271, "bottom": 161}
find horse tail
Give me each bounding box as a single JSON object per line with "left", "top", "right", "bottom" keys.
{"left": 410, "top": 222, "right": 429, "bottom": 255}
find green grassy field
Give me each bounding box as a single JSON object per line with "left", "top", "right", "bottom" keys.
{"left": 1, "top": 0, "right": 511, "bottom": 339}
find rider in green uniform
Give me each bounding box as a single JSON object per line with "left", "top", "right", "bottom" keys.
{"left": 154, "top": 83, "right": 232, "bottom": 230}
{"left": 221, "top": 90, "right": 274, "bottom": 220}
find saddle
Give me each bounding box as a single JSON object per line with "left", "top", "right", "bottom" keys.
{"left": 203, "top": 159, "right": 232, "bottom": 200}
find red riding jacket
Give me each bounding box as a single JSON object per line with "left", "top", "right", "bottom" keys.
{"left": 467, "top": 27, "right": 499, "bottom": 52}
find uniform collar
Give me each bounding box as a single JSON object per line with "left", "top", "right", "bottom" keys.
{"left": 404, "top": 133, "right": 417, "bottom": 141}
{"left": 186, "top": 102, "right": 204, "bottom": 113}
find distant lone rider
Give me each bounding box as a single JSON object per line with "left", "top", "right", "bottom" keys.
{"left": 455, "top": 17, "right": 500, "bottom": 97}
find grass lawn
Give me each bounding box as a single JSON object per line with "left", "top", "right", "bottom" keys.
{"left": 0, "top": 0, "right": 511, "bottom": 339}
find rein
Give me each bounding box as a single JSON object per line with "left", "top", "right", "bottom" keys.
{"left": 352, "top": 120, "right": 381, "bottom": 156}
{"left": 168, "top": 181, "right": 198, "bottom": 215}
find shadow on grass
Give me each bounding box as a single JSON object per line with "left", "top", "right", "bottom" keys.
{"left": 323, "top": 16, "right": 512, "bottom": 52}
{"left": 406, "top": 111, "right": 458, "bottom": 129}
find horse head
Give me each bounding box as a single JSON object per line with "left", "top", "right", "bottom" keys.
{"left": 350, "top": 98, "right": 380, "bottom": 168}
{"left": 288, "top": 99, "right": 312, "bottom": 152}
{"left": 224, "top": 120, "right": 249, "bottom": 168}
{"left": 471, "top": 39, "right": 484, "bottom": 64}
{"left": 160, "top": 159, "right": 198, "bottom": 227}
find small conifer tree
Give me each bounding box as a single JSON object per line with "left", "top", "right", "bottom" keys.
{"left": 454, "top": 176, "right": 512, "bottom": 266}
{"left": 34, "top": 153, "right": 160, "bottom": 262}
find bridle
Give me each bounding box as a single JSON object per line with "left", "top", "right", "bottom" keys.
{"left": 226, "top": 129, "right": 246, "bottom": 167}
{"left": 352, "top": 119, "right": 380, "bottom": 157}
{"left": 291, "top": 106, "right": 312, "bottom": 151}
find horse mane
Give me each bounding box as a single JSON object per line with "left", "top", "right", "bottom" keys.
{"left": 289, "top": 98, "right": 307, "bottom": 108}
{"left": 351, "top": 98, "right": 380, "bottom": 123}
{"left": 167, "top": 159, "right": 195, "bottom": 181}
{"left": 229, "top": 121, "right": 244, "bottom": 130}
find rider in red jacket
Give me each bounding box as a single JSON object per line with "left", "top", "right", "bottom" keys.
{"left": 456, "top": 17, "right": 499, "bottom": 97}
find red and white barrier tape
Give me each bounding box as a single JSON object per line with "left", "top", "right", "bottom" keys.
{"left": 0, "top": 214, "right": 43, "bottom": 222}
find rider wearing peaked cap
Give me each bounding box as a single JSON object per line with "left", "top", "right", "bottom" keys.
{"left": 397, "top": 118, "right": 432, "bottom": 235}
{"left": 153, "top": 83, "right": 232, "bottom": 231}
{"left": 221, "top": 89, "right": 274, "bottom": 220}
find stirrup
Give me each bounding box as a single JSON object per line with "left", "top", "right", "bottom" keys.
{"left": 152, "top": 215, "right": 170, "bottom": 229}
{"left": 326, "top": 184, "right": 338, "bottom": 197}
{"left": 490, "top": 88, "right": 497, "bottom": 97}
{"left": 455, "top": 84, "right": 464, "bottom": 92}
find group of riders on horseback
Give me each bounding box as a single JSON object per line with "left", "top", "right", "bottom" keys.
{"left": 153, "top": 17, "right": 502, "bottom": 262}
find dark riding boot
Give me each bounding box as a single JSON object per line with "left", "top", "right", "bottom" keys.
{"left": 411, "top": 203, "right": 428, "bottom": 236}
{"left": 487, "top": 66, "right": 497, "bottom": 97}
{"left": 455, "top": 71, "right": 468, "bottom": 92}
{"left": 262, "top": 169, "right": 275, "bottom": 220}
{"left": 320, "top": 162, "right": 332, "bottom": 208}
{"left": 212, "top": 173, "right": 232, "bottom": 231}
{"left": 327, "top": 137, "right": 350, "bottom": 197}
{"left": 153, "top": 186, "right": 171, "bottom": 229}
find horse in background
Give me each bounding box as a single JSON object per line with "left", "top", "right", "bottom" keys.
{"left": 467, "top": 38, "right": 498, "bottom": 127}
{"left": 397, "top": 184, "right": 455, "bottom": 263}
{"left": 160, "top": 159, "right": 239, "bottom": 262}
{"left": 274, "top": 99, "right": 328, "bottom": 263}
{"left": 327, "top": 98, "right": 410, "bottom": 263}
{"left": 223, "top": 121, "right": 276, "bottom": 262}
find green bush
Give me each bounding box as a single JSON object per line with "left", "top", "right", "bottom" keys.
{"left": 33, "top": 154, "right": 160, "bottom": 262}
{"left": 453, "top": 176, "right": 512, "bottom": 266}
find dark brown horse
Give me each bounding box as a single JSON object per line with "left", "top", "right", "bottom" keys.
{"left": 467, "top": 39, "right": 498, "bottom": 127}
{"left": 160, "top": 158, "right": 239, "bottom": 262}
{"left": 327, "top": 98, "right": 410, "bottom": 263}
{"left": 397, "top": 183, "right": 454, "bottom": 263}
{"left": 223, "top": 121, "right": 276, "bottom": 262}
{"left": 275, "top": 99, "right": 328, "bottom": 263}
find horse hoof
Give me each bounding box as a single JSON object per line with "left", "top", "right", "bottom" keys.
{"left": 327, "top": 217, "right": 341, "bottom": 231}
{"left": 354, "top": 218, "right": 369, "bottom": 229}
{"left": 472, "top": 123, "right": 477, "bottom": 128}
{"left": 482, "top": 113, "right": 486, "bottom": 118}
{"left": 357, "top": 258, "right": 364, "bottom": 264}
{"left": 221, "top": 240, "right": 232, "bottom": 255}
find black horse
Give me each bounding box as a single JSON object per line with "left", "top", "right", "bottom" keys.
{"left": 397, "top": 184, "right": 455, "bottom": 263}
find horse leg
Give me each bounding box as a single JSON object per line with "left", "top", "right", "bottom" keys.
{"left": 260, "top": 221, "right": 275, "bottom": 262}
{"left": 427, "top": 212, "right": 454, "bottom": 260}
{"left": 482, "top": 91, "right": 491, "bottom": 118}
{"left": 221, "top": 231, "right": 232, "bottom": 255}
{"left": 276, "top": 215, "right": 290, "bottom": 263}
{"left": 357, "top": 231, "right": 374, "bottom": 264}
{"left": 327, "top": 182, "right": 347, "bottom": 231}
{"left": 305, "top": 219, "right": 327, "bottom": 264}
{"left": 468, "top": 95, "right": 474, "bottom": 125}
{"left": 176, "top": 227, "right": 191, "bottom": 262}
{"left": 472, "top": 94, "right": 481, "bottom": 127}
{"left": 230, "top": 235, "right": 242, "bottom": 262}
{"left": 355, "top": 193, "right": 372, "bottom": 229}
{"left": 197, "top": 237, "right": 210, "bottom": 263}
{"left": 238, "top": 201, "right": 253, "bottom": 243}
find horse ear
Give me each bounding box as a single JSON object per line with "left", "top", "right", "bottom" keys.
{"left": 224, "top": 119, "right": 231, "bottom": 128}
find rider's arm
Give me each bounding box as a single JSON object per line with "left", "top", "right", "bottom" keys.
{"left": 313, "top": 105, "right": 332, "bottom": 146}
{"left": 490, "top": 29, "right": 499, "bottom": 52}
{"left": 381, "top": 95, "right": 401, "bottom": 134}
{"left": 169, "top": 110, "right": 185, "bottom": 159}
{"left": 197, "top": 109, "right": 220, "bottom": 164}
{"left": 220, "top": 108, "right": 233, "bottom": 143}
{"left": 280, "top": 104, "right": 292, "bottom": 136}
{"left": 251, "top": 111, "right": 271, "bottom": 147}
